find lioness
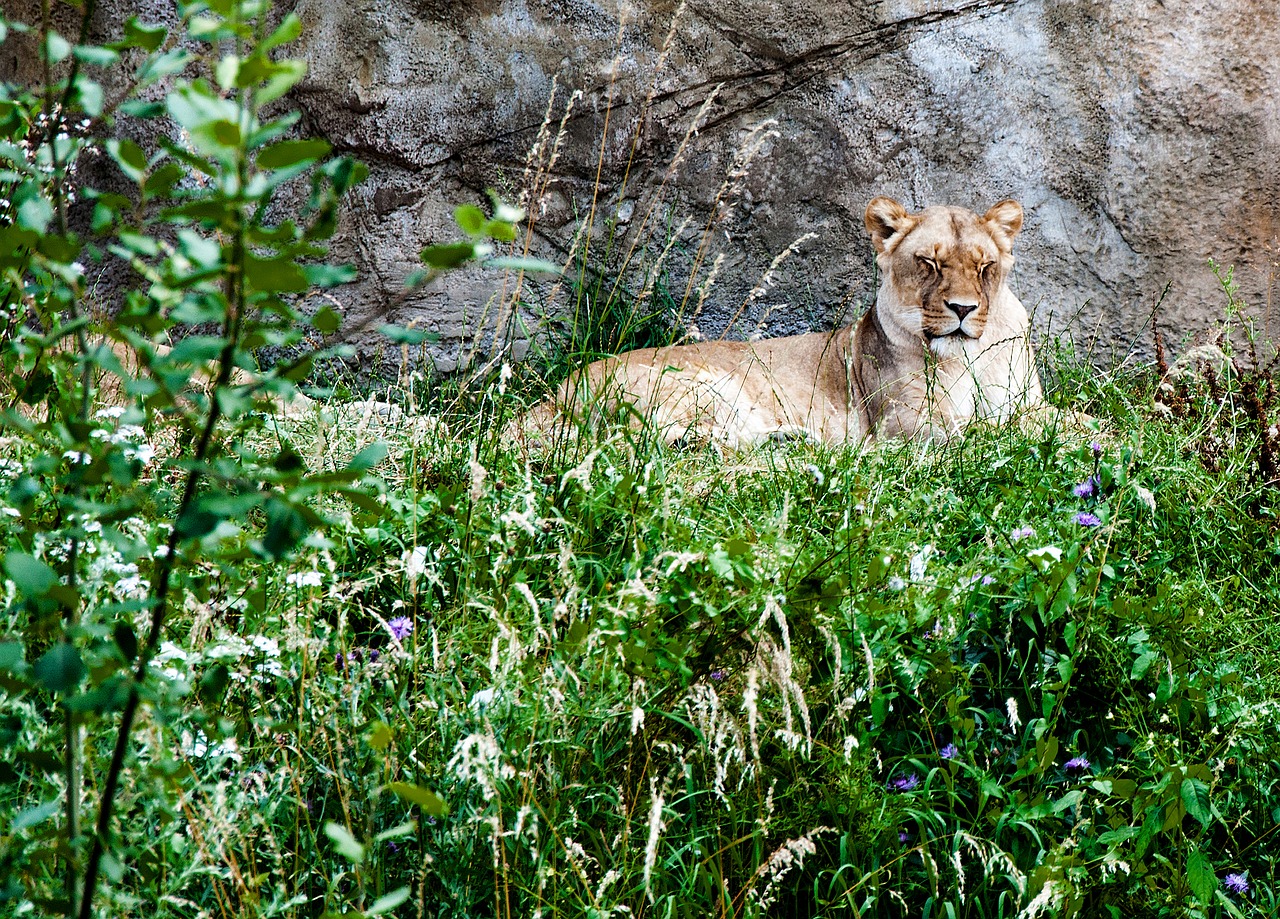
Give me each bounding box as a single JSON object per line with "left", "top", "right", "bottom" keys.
{"left": 524, "top": 197, "right": 1043, "bottom": 447}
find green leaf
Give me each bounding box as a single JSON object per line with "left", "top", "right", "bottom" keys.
{"left": 347, "top": 443, "right": 388, "bottom": 473}
{"left": 215, "top": 54, "right": 240, "bottom": 90}
{"left": 378, "top": 325, "right": 439, "bottom": 345}
{"left": 74, "top": 75, "right": 105, "bottom": 117}
{"left": 13, "top": 182, "right": 53, "bottom": 234}
{"left": 12, "top": 800, "right": 59, "bottom": 832}
{"left": 323, "top": 822, "right": 366, "bottom": 864}
{"left": 4, "top": 552, "right": 57, "bottom": 599}
{"left": 258, "top": 138, "right": 330, "bottom": 169}
{"left": 483, "top": 218, "right": 517, "bottom": 242}
{"left": 263, "top": 13, "right": 303, "bottom": 50}
{"left": 245, "top": 254, "right": 308, "bottom": 293}
{"left": 258, "top": 59, "right": 307, "bottom": 105}
{"left": 367, "top": 720, "right": 392, "bottom": 751}
{"left": 33, "top": 644, "right": 86, "bottom": 694}
{"left": 106, "top": 138, "right": 148, "bottom": 182}
{"left": 1130, "top": 650, "right": 1158, "bottom": 681}
{"left": 1187, "top": 848, "right": 1217, "bottom": 904}
{"left": 44, "top": 31, "right": 72, "bottom": 63}
{"left": 387, "top": 782, "right": 448, "bottom": 816}
{"left": 198, "top": 664, "right": 230, "bottom": 704}
{"left": 211, "top": 119, "right": 241, "bottom": 147}
{"left": 73, "top": 45, "right": 119, "bottom": 67}
{"left": 453, "top": 204, "right": 486, "bottom": 236}
{"left": 482, "top": 255, "right": 563, "bottom": 276}
{"left": 261, "top": 497, "right": 313, "bottom": 560}
{"left": 302, "top": 264, "right": 357, "bottom": 288}
{"left": 1181, "top": 777, "right": 1212, "bottom": 828}
{"left": 312, "top": 305, "right": 342, "bottom": 334}
{"left": 0, "top": 642, "right": 27, "bottom": 676}
{"left": 112, "top": 622, "right": 138, "bottom": 663}
{"left": 373, "top": 821, "right": 418, "bottom": 843}
{"left": 114, "top": 18, "right": 167, "bottom": 52}
{"left": 419, "top": 241, "right": 475, "bottom": 270}
{"left": 367, "top": 888, "right": 410, "bottom": 916}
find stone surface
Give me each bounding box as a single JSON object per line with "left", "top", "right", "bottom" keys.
{"left": 7, "top": 0, "right": 1279, "bottom": 373}
{"left": 281, "top": 0, "right": 1280, "bottom": 373}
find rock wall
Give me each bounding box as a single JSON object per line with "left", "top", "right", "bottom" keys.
{"left": 284, "top": 0, "right": 1279, "bottom": 373}
{"left": 8, "top": 0, "right": 1279, "bottom": 373}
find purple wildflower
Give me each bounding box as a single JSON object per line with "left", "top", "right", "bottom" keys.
{"left": 981, "top": 574, "right": 996, "bottom": 586}
{"left": 1090, "top": 441, "right": 1103, "bottom": 458}
{"left": 1223, "top": 872, "right": 1250, "bottom": 895}
{"left": 1074, "top": 512, "right": 1102, "bottom": 527}
{"left": 1072, "top": 475, "right": 1099, "bottom": 499}
{"left": 388, "top": 616, "right": 414, "bottom": 641}
{"left": 1010, "top": 526, "right": 1035, "bottom": 540}
{"left": 386, "top": 840, "right": 400, "bottom": 855}
{"left": 889, "top": 773, "right": 920, "bottom": 792}
{"left": 709, "top": 669, "right": 727, "bottom": 681}
{"left": 940, "top": 743, "right": 959, "bottom": 760}
{"left": 898, "top": 830, "right": 910, "bottom": 843}
{"left": 1064, "top": 755, "right": 1091, "bottom": 775}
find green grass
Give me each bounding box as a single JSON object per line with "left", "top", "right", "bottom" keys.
{"left": 5, "top": 345, "right": 1280, "bottom": 919}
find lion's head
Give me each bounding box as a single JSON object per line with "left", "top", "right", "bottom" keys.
{"left": 864, "top": 197, "right": 1024, "bottom": 358}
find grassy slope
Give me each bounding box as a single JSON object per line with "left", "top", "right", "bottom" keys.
{"left": 4, "top": 355, "right": 1280, "bottom": 919}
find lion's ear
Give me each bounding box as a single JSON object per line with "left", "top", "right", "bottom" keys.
{"left": 865, "top": 197, "right": 914, "bottom": 254}
{"left": 983, "top": 200, "right": 1024, "bottom": 251}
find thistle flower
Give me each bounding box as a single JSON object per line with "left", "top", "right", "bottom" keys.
{"left": 1072, "top": 475, "right": 1099, "bottom": 499}
{"left": 940, "top": 743, "right": 958, "bottom": 760}
{"left": 1075, "top": 512, "right": 1102, "bottom": 527}
{"left": 1064, "top": 755, "right": 1091, "bottom": 774}
{"left": 888, "top": 773, "right": 919, "bottom": 792}
{"left": 1223, "top": 872, "right": 1250, "bottom": 895}
{"left": 388, "top": 616, "right": 414, "bottom": 641}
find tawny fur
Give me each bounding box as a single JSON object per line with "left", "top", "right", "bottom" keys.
{"left": 523, "top": 197, "right": 1043, "bottom": 448}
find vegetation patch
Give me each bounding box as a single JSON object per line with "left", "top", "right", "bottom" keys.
{"left": 3, "top": 3, "right": 1279, "bottom": 918}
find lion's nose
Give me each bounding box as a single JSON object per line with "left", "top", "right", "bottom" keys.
{"left": 947, "top": 301, "right": 978, "bottom": 321}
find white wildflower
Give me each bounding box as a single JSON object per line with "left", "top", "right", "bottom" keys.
{"left": 448, "top": 731, "right": 514, "bottom": 801}
{"left": 1025, "top": 545, "right": 1063, "bottom": 571}
{"left": 1005, "top": 697, "right": 1020, "bottom": 730}
{"left": 642, "top": 781, "right": 665, "bottom": 903}
{"left": 908, "top": 544, "right": 934, "bottom": 581}
{"left": 843, "top": 735, "right": 859, "bottom": 761}
{"left": 403, "top": 545, "right": 430, "bottom": 579}
{"left": 285, "top": 570, "right": 323, "bottom": 588}
{"left": 748, "top": 828, "right": 835, "bottom": 911}
{"left": 250, "top": 635, "right": 280, "bottom": 657}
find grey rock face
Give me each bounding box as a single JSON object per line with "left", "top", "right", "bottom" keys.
{"left": 285, "top": 0, "right": 1279, "bottom": 374}
{"left": 7, "top": 0, "right": 1278, "bottom": 374}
